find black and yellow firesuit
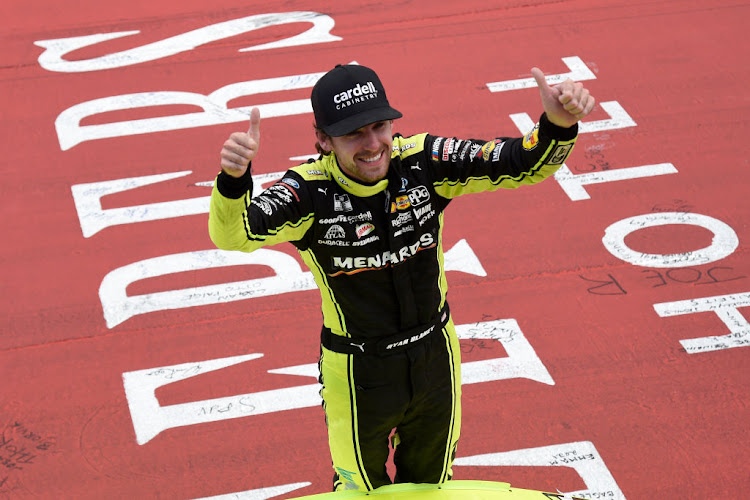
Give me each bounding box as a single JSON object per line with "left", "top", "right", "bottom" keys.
{"left": 208, "top": 113, "right": 577, "bottom": 491}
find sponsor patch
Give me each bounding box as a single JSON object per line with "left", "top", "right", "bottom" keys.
{"left": 431, "top": 137, "right": 445, "bottom": 162}
{"left": 329, "top": 233, "right": 436, "bottom": 275}
{"left": 251, "top": 198, "right": 274, "bottom": 216}
{"left": 391, "top": 212, "right": 413, "bottom": 227}
{"left": 276, "top": 182, "right": 300, "bottom": 202}
{"left": 334, "top": 193, "right": 353, "bottom": 212}
{"left": 356, "top": 223, "right": 375, "bottom": 238}
{"left": 318, "top": 239, "right": 350, "bottom": 247}
{"left": 491, "top": 140, "right": 505, "bottom": 162}
{"left": 522, "top": 123, "right": 540, "bottom": 151}
{"left": 414, "top": 203, "right": 435, "bottom": 226}
{"left": 281, "top": 178, "right": 299, "bottom": 189}
{"left": 324, "top": 225, "right": 346, "bottom": 239}
{"left": 407, "top": 186, "right": 430, "bottom": 207}
{"left": 352, "top": 235, "right": 379, "bottom": 246}
{"left": 458, "top": 142, "right": 472, "bottom": 160}
{"left": 333, "top": 81, "right": 378, "bottom": 110}
{"left": 469, "top": 143, "right": 483, "bottom": 160}
{"left": 398, "top": 141, "right": 417, "bottom": 153}
{"left": 265, "top": 184, "right": 294, "bottom": 204}
{"left": 481, "top": 140, "right": 501, "bottom": 161}
{"left": 319, "top": 211, "right": 372, "bottom": 225}
{"left": 393, "top": 224, "right": 414, "bottom": 237}
{"left": 548, "top": 143, "right": 574, "bottom": 165}
{"left": 395, "top": 195, "right": 411, "bottom": 210}
{"left": 442, "top": 138, "right": 455, "bottom": 161}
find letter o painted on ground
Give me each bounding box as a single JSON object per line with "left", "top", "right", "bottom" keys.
{"left": 602, "top": 212, "right": 738, "bottom": 268}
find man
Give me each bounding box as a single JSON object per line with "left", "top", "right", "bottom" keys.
{"left": 209, "top": 63, "right": 595, "bottom": 491}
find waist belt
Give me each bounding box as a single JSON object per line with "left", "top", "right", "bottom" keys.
{"left": 321, "top": 303, "right": 450, "bottom": 356}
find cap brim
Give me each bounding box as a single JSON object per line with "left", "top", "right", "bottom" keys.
{"left": 323, "top": 106, "right": 403, "bottom": 137}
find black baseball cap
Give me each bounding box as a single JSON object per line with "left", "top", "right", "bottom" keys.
{"left": 311, "top": 64, "right": 402, "bottom": 137}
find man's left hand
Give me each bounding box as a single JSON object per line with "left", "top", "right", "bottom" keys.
{"left": 531, "top": 67, "right": 596, "bottom": 128}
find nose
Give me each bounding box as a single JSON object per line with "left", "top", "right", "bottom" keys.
{"left": 361, "top": 128, "right": 381, "bottom": 151}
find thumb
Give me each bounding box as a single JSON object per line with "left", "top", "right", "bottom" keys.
{"left": 531, "top": 67, "right": 551, "bottom": 93}
{"left": 248, "top": 107, "right": 261, "bottom": 141}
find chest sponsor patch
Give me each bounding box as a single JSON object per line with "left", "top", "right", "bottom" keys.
{"left": 407, "top": 186, "right": 430, "bottom": 206}
{"left": 319, "top": 212, "right": 373, "bottom": 225}
{"left": 329, "top": 233, "right": 436, "bottom": 276}
{"left": 356, "top": 223, "right": 374, "bottom": 238}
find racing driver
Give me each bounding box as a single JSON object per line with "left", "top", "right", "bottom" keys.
{"left": 209, "top": 63, "right": 595, "bottom": 491}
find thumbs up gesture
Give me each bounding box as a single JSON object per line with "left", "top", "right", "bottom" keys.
{"left": 531, "top": 67, "right": 595, "bottom": 129}
{"left": 220, "top": 107, "right": 261, "bottom": 178}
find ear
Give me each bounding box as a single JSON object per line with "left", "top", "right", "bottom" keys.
{"left": 315, "top": 129, "right": 333, "bottom": 153}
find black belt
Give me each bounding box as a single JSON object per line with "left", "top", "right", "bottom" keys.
{"left": 321, "top": 303, "right": 450, "bottom": 356}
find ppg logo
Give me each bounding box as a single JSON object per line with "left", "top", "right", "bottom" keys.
{"left": 407, "top": 186, "right": 430, "bottom": 207}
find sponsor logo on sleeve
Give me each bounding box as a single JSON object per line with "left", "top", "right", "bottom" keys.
{"left": 251, "top": 198, "right": 274, "bottom": 215}
{"left": 458, "top": 142, "right": 472, "bottom": 161}
{"left": 265, "top": 184, "right": 294, "bottom": 203}
{"left": 275, "top": 181, "right": 300, "bottom": 202}
{"left": 522, "top": 123, "right": 540, "bottom": 151}
{"left": 450, "top": 140, "right": 463, "bottom": 162}
{"left": 548, "top": 143, "right": 574, "bottom": 165}
{"left": 442, "top": 138, "right": 455, "bottom": 161}
{"left": 491, "top": 140, "right": 505, "bottom": 162}
{"left": 431, "top": 137, "right": 445, "bottom": 162}
{"left": 281, "top": 178, "right": 300, "bottom": 189}
{"left": 469, "top": 143, "right": 483, "bottom": 161}
{"left": 481, "top": 140, "right": 502, "bottom": 161}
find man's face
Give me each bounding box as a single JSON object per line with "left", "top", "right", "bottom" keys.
{"left": 319, "top": 120, "right": 393, "bottom": 183}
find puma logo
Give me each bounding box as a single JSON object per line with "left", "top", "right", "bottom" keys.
{"left": 318, "top": 188, "right": 328, "bottom": 196}
{"left": 349, "top": 342, "right": 365, "bottom": 353}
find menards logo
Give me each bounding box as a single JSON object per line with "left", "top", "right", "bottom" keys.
{"left": 329, "top": 233, "right": 435, "bottom": 276}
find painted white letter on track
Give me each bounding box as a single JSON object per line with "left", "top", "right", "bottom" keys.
{"left": 602, "top": 212, "right": 738, "bottom": 268}
{"left": 654, "top": 292, "right": 750, "bottom": 353}
{"left": 36, "top": 11, "right": 340, "bottom": 72}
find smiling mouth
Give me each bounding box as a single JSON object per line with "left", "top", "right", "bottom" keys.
{"left": 359, "top": 151, "right": 384, "bottom": 164}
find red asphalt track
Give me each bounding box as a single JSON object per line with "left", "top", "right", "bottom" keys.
{"left": 1, "top": 0, "right": 749, "bottom": 498}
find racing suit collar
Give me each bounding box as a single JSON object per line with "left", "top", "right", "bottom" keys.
{"left": 329, "top": 152, "right": 389, "bottom": 197}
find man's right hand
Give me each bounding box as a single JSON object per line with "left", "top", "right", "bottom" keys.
{"left": 220, "top": 107, "right": 261, "bottom": 178}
